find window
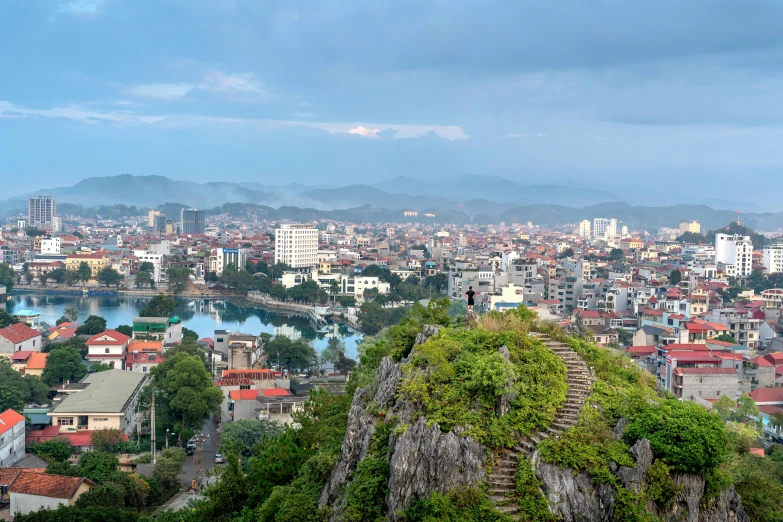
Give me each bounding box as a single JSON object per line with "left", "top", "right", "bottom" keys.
{"left": 58, "top": 417, "right": 74, "bottom": 426}
{"left": 93, "top": 418, "right": 109, "bottom": 422}
{"left": 240, "top": 384, "right": 251, "bottom": 390}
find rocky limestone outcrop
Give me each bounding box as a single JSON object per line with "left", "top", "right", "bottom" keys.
{"left": 532, "top": 438, "right": 750, "bottom": 522}
{"left": 319, "top": 356, "right": 402, "bottom": 515}
{"left": 386, "top": 419, "right": 486, "bottom": 518}
{"left": 322, "top": 325, "right": 487, "bottom": 522}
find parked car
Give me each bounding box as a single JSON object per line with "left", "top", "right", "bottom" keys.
{"left": 186, "top": 440, "right": 196, "bottom": 456}
{"left": 214, "top": 453, "right": 225, "bottom": 464}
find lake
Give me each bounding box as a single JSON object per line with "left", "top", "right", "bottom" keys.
{"left": 6, "top": 293, "right": 363, "bottom": 359}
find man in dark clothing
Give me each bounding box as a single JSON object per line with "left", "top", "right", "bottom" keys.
{"left": 465, "top": 286, "right": 476, "bottom": 314}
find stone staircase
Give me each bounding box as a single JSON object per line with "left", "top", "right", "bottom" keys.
{"left": 488, "top": 332, "right": 594, "bottom": 518}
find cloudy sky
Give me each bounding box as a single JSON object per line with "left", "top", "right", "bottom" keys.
{"left": 2, "top": 0, "right": 783, "bottom": 207}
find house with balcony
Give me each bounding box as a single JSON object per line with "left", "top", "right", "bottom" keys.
{"left": 47, "top": 370, "right": 146, "bottom": 436}
{"left": 0, "top": 323, "right": 43, "bottom": 356}
{"left": 131, "top": 316, "right": 183, "bottom": 344}
{"left": 85, "top": 329, "right": 131, "bottom": 369}
{"left": 705, "top": 308, "right": 762, "bottom": 350}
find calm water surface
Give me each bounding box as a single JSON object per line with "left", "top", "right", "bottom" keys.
{"left": 7, "top": 293, "right": 363, "bottom": 359}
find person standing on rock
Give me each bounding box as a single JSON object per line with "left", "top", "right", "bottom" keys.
{"left": 465, "top": 286, "right": 476, "bottom": 314}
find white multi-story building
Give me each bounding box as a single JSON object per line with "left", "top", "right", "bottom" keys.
{"left": 209, "top": 247, "right": 247, "bottom": 275}
{"left": 606, "top": 218, "right": 618, "bottom": 238}
{"left": 593, "top": 218, "right": 610, "bottom": 238}
{"left": 578, "top": 220, "right": 591, "bottom": 238}
{"left": 41, "top": 237, "right": 61, "bottom": 255}
{"left": 0, "top": 409, "right": 26, "bottom": 467}
{"left": 716, "top": 234, "right": 753, "bottom": 277}
{"left": 134, "top": 250, "right": 163, "bottom": 283}
{"left": 28, "top": 195, "right": 56, "bottom": 230}
{"left": 51, "top": 216, "right": 62, "bottom": 233}
{"left": 763, "top": 244, "right": 783, "bottom": 274}
{"left": 275, "top": 224, "right": 318, "bottom": 269}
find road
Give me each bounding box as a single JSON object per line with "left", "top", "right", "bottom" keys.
{"left": 178, "top": 416, "right": 222, "bottom": 489}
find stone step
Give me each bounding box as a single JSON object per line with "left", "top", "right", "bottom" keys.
{"left": 492, "top": 467, "right": 516, "bottom": 477}
{"left": 489, "top": 476, "right": 517, "bottom": 486}
{"left": 495, "top": 504, "right": 520, "bottom": 514}
{"left": 488, "top": 484, "right": 516, "bottom": 494}
{"left": 489, "top": 494, "right": 515, "bottom": 504}
{"left": 551, "top": 420, "right": 577, "bottom": 431}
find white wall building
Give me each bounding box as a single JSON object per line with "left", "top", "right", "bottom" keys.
{"left": 40, "top": 237, "right": 61, "bottom": 255}
{"left": 593, "top": 218, "right": 610, "bottom": 238}
{"left": 763, "top": 244, "right": 783, "bottom": 274}
{"left": 134, "top": 250, "right": 163, "bottom": 283}
{"left": 578, "top": 220, "right": 591, "bottom": 239}
{"left": 0, "top": 409, "right": 26, "bottom": 467}
{"left": 716, "top": 234, "right": 753, "bottom": 277}
{"left": 209, "top": 247, "right": 247, "bottom": 275}
{"left": 275, "top": 224, "right": 318, "bottom": 269}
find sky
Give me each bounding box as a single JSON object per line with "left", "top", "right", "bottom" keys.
{"left": 2, "top": 0, "right": 783, "bottom": 208}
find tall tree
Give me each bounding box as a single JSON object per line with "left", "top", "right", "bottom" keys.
{"left": 0, "top": 310, "right": 19, "bottom": 328}
{"left": 64, "top": 307, "right": 79, "bottom": 322}
{"left": 669, "top": 269, "right": 682, "bottom": 286}
{"left": 42, "top": 346, "right": 88, "bottom": 385}
{"left": 0, "top": 384, "right": 25, "bottom": 412}
{"left": 147, "top": 353, "right": 223, "bottom": 439}
{"left": 97, "top": 267, "right": 122, "bottom": 287}
{"left": 77, "top": 261, "right": 93, "bottom": 285}
{"left": 139, "top": 294, "right": 178, "bottom": 317}
{"left": 166, "top": 266, "right": 192, "bottom": 294}
{"left": 0, "top": 263, "right": 15, "bottom": 292}
{"left": 75, "top": 315, "right": 107, "bottom": 336}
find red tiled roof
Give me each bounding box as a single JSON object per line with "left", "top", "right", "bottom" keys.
{"left": 229, "top": 389, "right": 259, "bottom": 401}
{"left": 27, "top": 352, "right": 49, "bottom": 369}
{"left": 8, "top": 472, "right": 96, "bottom": 499}
{"left": 0, "top": 322, "right": 41, "bottom": 344}
{"left": 749, "top": 388, "right": 783, "bottom": 404}
{"left": 749, "top": 448, "right": 765, "bottom": 457}
{"left": 11, "top": 350, "right": 34, "bottom": 361}
{"left": 216, "top": 378, "right": 255, "bottom": 387}
{"left": 0, "top": 409, "right": 25, "bottom": 436}
{"left": 85, "top": 330, "right": 131, "bottom": 346}
{"left": 751, "top": 356, "right": 776, "bottom": 367}
{"left": 676, "top": 367, "right": 738, "bottom": 375}
{"left": 262, "top": 387, "right": 292, "bottom": 397}
{"left": 628, "top": 346, "right": 656, "bottom": 356}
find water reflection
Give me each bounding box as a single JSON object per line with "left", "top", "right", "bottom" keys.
{"left": 7, "top": 293, "right": 362, "bottom": 358}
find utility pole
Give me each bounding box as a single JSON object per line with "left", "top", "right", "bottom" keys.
{"left": 150, "top": 392, "right": 156, "bottom": 465}
{"left": 191, "top": 433, "right": 208, "bottom": 491}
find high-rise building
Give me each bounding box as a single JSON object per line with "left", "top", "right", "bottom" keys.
{"left": 154, "top": 215, "right": 168, "bottom": 232}
{"left": 716, "top": 234, "right": 753, "bottom": 277}
{"left": 578, "top": 220, "right": 591, "bottom": 238}
{"left": 147, "top": 210, "right": 161, "bottom": 228}
{"left": 606, "top": 218, "right": 618, "bottom": 238}
{"left": 28, "top": 195, "right": 56, "bottom": 229}
{"left": 209, "top": 248, "right": 247, "bottom": 275}
{"left": 51, "top": 216, "right": 62, "bottom": 233}
{"left": 593, "top": 218, "right": 610, "bottom": 238}
{"left": 763, "top": 243, "right": 783, "bottom": 274}
{"left": 180, "top": 208, "right": 205, "bottom": 235}
{"left": 679, "top": 220, "right": 701, "bottom": 235}
{"left": 275, "top": 224, "right": 318, "bottom": 269}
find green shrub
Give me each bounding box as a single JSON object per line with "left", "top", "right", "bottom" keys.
{"left": 645, "top": 459, "right": 681, "bottom": 507}
{"left": 399, "top": 487, "right": 514, "bottom": 522}
{"left": 343, "top": 457, "right": 390, "bottom": 522}
{"left": 625, "top": 399, "right": 728, "bottom": 475}
{"left": 515, "top": 457, "right": 554, "bottom": 521}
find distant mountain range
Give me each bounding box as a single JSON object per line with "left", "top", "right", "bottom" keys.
{"left": 2, "top": 174, "right": 782, "bottom": 231}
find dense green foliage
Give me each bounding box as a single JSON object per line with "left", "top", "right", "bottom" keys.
{"left": 220, "top": 419, "right": 282, "bottom": 456}
{"left": 0, "top": 357, "right": 49, "bottom": 404}
{"left": 139, "top": 294, "right": 178, "bottom": 317}
{"left": 625, "top": 399, "right": 728, "bottom": 475}
{"left": 400, "top": 487, "right": 514, "bottom": 522}
{"left": 262, "top": 335, "right": 318, "bottom": 373}
{"left": 42, "top": 344, "right": 88, "bottom": 385}
{"left": 75, "top": 314, "right": 107, "bottom": 335}
{"left": 398, "top": 323, "right": 568, "bottom": 448}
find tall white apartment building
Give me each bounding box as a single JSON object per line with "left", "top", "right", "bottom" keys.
{"left": 763, "top": 244, "right": 783, "bottom": 274}
{"left": 593, "top": 218, "right": 609, "bottom": 238}
{"left": 606, "top": 218, "right": 618, "bottom": 238}
{"left": 715, "top": 234, "right": 753, "bottom": 277}
{"left": 28, "top": 195, "right": 56, "bottom": 229}
{"left": 578, "top": 220, "right": 591, "bottom": 238}
{"left": 275, "top": 224, "right": 318, "bottom": 269}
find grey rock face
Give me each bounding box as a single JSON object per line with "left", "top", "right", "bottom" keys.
{"left": 414, "top": 324, "right": 441, "bottom": 347}
{"left": 319, "top": 356, "right": 402, "bottom": 515}
{"left": 386, "top": 419, "right": 486, "bottom": 519}
{"left": 533, "top": 439, "right": 750, "bottom": 522}
{"left": 532, "top": 450, "right": 616, "bottom": 522}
